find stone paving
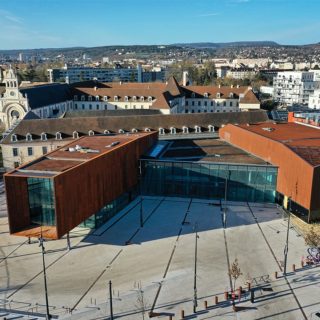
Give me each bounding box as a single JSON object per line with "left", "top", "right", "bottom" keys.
{"left": 0, "top": 194, "right": 319, "bottom": 320}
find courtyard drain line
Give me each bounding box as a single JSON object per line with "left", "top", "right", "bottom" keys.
{"left": 247, "top": 203, "right": 307, "bottom": 320}
{"left": 149, "top": 199, "right": 192, "bottom": 317}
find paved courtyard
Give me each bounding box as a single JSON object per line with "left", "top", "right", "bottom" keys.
{"left": 0, "top": 192, "right": 319, "bottom": 319}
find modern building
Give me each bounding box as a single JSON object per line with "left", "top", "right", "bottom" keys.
{"left": 226, "top": 68, "right": 257, "bottom": 80}
{"left": 4, "top": 132, "right": 157, "bottom": 239}
{"left": 47, "top": 65, "right": 166, "bottom": 84}
{"left": 220, "top": 122, "right": 320, "bottom": 222}
{"left": 288, "top": 111, "right": 320, "bottom": 128}
{"left": 273, "top": 71, "right": 320, "bottom": 106}
{"left": 0, "top": 66, "right": 261, "bottom": 131}
{"left": 308, "top": 89, "right": 320, "bottom": 109}
{"left": 0, "top": 109, "right": 268, "bottom": 170}
{"left": 5, "top": 131, "right": 279, "bottom": 240}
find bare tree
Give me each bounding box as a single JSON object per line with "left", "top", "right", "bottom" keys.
{"left": 304, "top": 227, "right": 320, "bottom": 248}
{"left": 229, "top": 259, "right": 243, "bottom": 291}
{"left": 134, "top": 282, "right": 148, "bottom": 320}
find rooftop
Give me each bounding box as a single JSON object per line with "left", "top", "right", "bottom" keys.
{"left": 160, "top": 138, "right": 268, "bottom": 165}
{"left": 236, "top": 122, "right": 320, "bottom": 166}
{"left": 10, "top": 133, "right": 154, "bottom": 177}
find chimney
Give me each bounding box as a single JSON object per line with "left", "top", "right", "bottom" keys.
{"left": 182, "top": 71, "right": 189, "bottom": 86}
{"left": 218, "top": 84, "right": 221, "bottom": 88}
{"left": 94, "top": 86, "right": 97, "bottom": 91}
{"left": 230, "top": 84, "right": 233, "bottom": 88}
{"left": 120, "top": 81, "right": 122, "bottom": 85}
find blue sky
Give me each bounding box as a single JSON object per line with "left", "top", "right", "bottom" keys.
{"left": 1, "top": 0, "right": 320, "bottom": 49}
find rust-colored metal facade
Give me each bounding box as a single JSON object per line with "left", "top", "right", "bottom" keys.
{"left": 220, "top": 124, "right": 320, "bottom": 222}
{"left": 5, "top": 132, "right": 157, "bottom": 239}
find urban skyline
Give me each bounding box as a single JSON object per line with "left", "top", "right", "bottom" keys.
{"left": 1, "top": 0, "right": 320, "bottom": 50}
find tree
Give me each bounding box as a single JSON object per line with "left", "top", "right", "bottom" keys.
{"left": 229, "top": 259, "right": 242, "bottom": 291}
{"left": 304, "top": 227, "right": 320, "bottom": 248}
{"left": 134, "top": 282, "right": 148, "bottom": 320}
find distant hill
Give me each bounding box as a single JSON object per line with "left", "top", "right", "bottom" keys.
{"left": 171, "top": 41, "right": 280, "bottom": 48}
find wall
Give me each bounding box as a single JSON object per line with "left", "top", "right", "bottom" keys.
{"left": 53, "top": 132, "right": 157, "bottom": 238}
{"left": 220, "top": 125, "right": 315, "bottom": 220}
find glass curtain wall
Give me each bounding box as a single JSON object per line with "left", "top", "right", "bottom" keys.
{"left": 27, "top": 178, "right": 55, "bottom": 226}
{"left": 140, "top": 160, "right": 277, "bottom": 203}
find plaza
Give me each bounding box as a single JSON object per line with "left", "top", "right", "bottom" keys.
{"left": 0, "top": 194, "right": 319, "bottom": 319}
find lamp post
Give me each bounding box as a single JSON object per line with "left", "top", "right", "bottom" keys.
{"left": 283, "top": 196, "right": 291, "bottom": 276}
{"left": 193, "top": 224, "right": 199, "bottom": 314}
{"left": 223, "top": 170, "right": 230, "bottom": 229}
{"left": 39, "top": 237, "right": 51, "bottom": 320}
{"left": 139, "top": 160, "right": 143, "bottom": 228}
{"left": 108, "top": 280, "right": 114, "bottom": 320}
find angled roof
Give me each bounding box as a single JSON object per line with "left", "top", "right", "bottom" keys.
{"left": 19, "top": 83, "right": 71, "bottom": 110}
{"left": 2, "top": 110, "right": 268, "bottom": 144}
{"left": 236, "top": 122, "right": 320, "bottom": 166}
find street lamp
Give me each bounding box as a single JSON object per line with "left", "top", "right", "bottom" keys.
{"left": 108, "top": 280, "right": 114, "bottom": 320}
{"left": 223, "top": 170, "right": 230, "bottom": 229}
{"left": 193, "top": 224, "right": 199, "bottom": 313}
{"left": 139, "top": 160, "right": 143, "bottom": 228}
{"left": 39, "top": 237, "right": 51, "bottom": 320}
{"left": 283, "top": 196, "right": 291, "bottom": 276}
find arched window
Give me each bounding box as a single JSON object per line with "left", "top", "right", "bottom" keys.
{"left": 132, "top": 128, "right": 138, "bottom": 133}
{"left": 114, "top": 96, "right": 118, "bottom": 102}
{"left": 124, "top": 96, "right": 129, "bottom": 102}
{"left": 159, "top": 127, "right": 165, "bottom": 135}
{"left": 191, "top": 92, "right": 195, "bottom": 98}
{"left": 216, "top": 92, "right": 221, "bottom": 98}
{"left": 182, "top": 126, "right": 189, "bottom": 134}
{"left": 144, "top": 128, "right": 151, "bottom": 132}
{"left": 41, "top": 132, "right": 47, "bottom": 141}
{"left": 81, "top": 95, "right": 85, "bottom": 101}
{"left": 133, "top": 96, "right": 137, "bottom": 101}
{"left": 26, "top": 133, "right": 32, "bottom": 142}
{"left": 104, "top": 130, "right": 110, "bottom": 134}
{"left": 148, "top": 96, "right": 153, "bottom": 102}
{"left": 119, "top": 129, "right": 125, "bottom": 134}
{"left": 88, "top": 130, "right": 95, "bottom": 136}
{"left": 73, "top": 131, "right": 79, "bottom": 139}
{"left": 11, "top": 134, "right": 17, "bottom": 142}
{"left": 170, "top": 127, "right": 176, "bottom": 135}
{"left": 208, "top": 125, "right": 215, "bottom": 133}
{"left": 88, "top": 96, "right": 93, "bottom": 101}
{"left": 55, "top": 132, "right": 62, "bottom": 140}
{"left": 195, "top": 125, "right": 201, "bottom": 133}
{"left": 204, "top": 92, "right": 208, "bottom": 98}
{"left": 95, "top": 96, "right": 99, "bottom": 101}
{"left": 140, "top": 96, "right": 144, "bottom": 102}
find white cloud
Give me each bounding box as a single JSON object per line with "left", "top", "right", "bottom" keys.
{"left": 0, "top": 9, "right": 23, "bottom": 24}
{"left": 197, "top": 12, "right": 220, "bottom": 17}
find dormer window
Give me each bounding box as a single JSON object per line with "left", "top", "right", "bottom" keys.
{"left": 133, "top": 96, "right": 137, "bottom": 101}
{"left": 74, "top": 95, "right": 78, "bottom": 101}
{"left": 216, "top": 92, "right": 221, "bottom": 98}
{"left": 148, "top": 96, "right": 153, "bottom": 102}
{"left": 204, "top": 92, "right": 208, "bottom": 98}
{"left": 40, "top": 132, "right": 47, "bottom": 141}
{"left": 124, "top": 96, "right": 129, "bottom": 102}
{"left": 26, "top": 133, "right": 32, "bottom": 142}
{"left": 95, "top": 96, "right": 99, "bottom": 101}
{"left": 55, "top": 132, "right": 62, "bottom": 140}
{"left": 81, "top": 95, "right": 85, "bottom": 101}
{"left": 191, "top": 92, "right": 195, "bottom": 98}
{"left": 104, "top": 96, "right": 108, "bottom": 101}
{"left": 73, "top": 131, "right": 79, "bottom": 139}
{"left": 140, "top": 96, "right": 144, "bottom": 102}
{"left": 88, "top": 96, "right": 93, "bottom": 101}
{"left": 88, "top": 130, "right": 95, "bottom": 136}
{"left": 11, "top": 134, "right": 17, "bottom": 142}
{"left": 114, "top": 96, "right": 118, "bottom": 102}
{"left": 229, "top": 92, "right": 234, "bottom": 98}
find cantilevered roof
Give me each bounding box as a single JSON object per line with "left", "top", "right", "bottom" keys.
{"left": 236, "top": 122, "right": 320, "bottom": 166}
{"left": 11, "top": 133, "right": 155, "bottom": 177}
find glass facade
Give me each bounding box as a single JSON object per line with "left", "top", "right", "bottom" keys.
{"left": 140, "top": 160, "right": 277, "bottom": 203}
{"left": 81, "top": 188, "right": 137, "bottom": 229}
{"left": 27, "top": 178, "right": 55, "bottom": 226}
